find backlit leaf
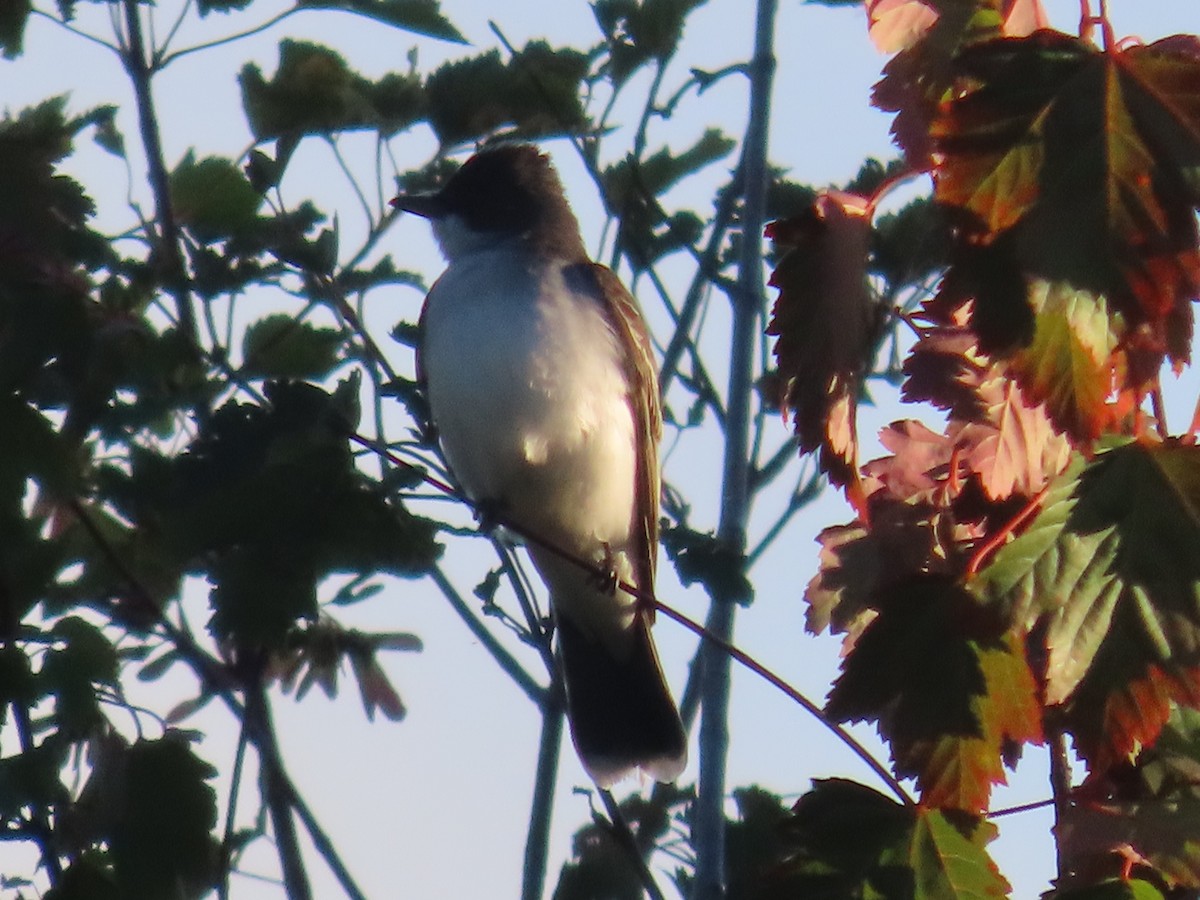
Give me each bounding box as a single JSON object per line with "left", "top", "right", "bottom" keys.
{"left": 973, "top": 441, "right": 1200, "bottom": 770}
{"left": 240, "top": 41, "right": 425, "bottom": 141}
{"left": 425, "top": 43, "right": 588, "bottom": 146}
{"left": 170, "top": 152, "right": 262, "bottom": 243}
{"left": 241, "top": 315, "right": 343, "bottom": 380}
{"left": 749, "top": 779, "right": 1008, "bottom": 898}
{"left": 767, "top": 191, "right": 876, "bottom": 511}
{"left": 933, "top": 32, "right": 1200, "bottom": 387}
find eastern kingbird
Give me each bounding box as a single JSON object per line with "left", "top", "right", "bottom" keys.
{"left": 393, "top": 144, "right": 687, "bottom": 787}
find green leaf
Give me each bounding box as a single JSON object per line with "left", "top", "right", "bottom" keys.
{"left": 38, "top": 617, "right": 119, "bottom": 738}
{"left": 425, "top": 43, "right": 588, "bottom": 146}
{"left": 745, "top": 779, "right": 1007, "bottom": 898}
{"left": 242, "top": 315, "right": 344, "bottom": 379}
{"left": 974, "top": 441, "right": 1200, "bottom": 769}
{"left": 146, "top": 382, "right": 439, "bottom": 648}
{"left": 240, "top": 40, "right": 425, "bottom": 141}
{"left": 593, "top": 0, "right": 709, "bottom": 85}
{"left": 0, "top": 0, "right": 32, "bottom": 58}
{"left": 901, "top": 810, "right": 1009, "bottom": 899}
{"left": 170, "top": 152, "right": 262, "bottom": 243}
{"left": 825, "top": 575, "right": 1039, "bottom": 811}
{"left": 295, "top": 0, "right": 465, "bottom": 42}
{"left": 111, "top": 735, "right": 219, "bottom": 898}
{"left": 197, "top": 0, "right": 254, "bottom": 13}
{"left": 1009, "top": 281, "right": 1118, "bottom": 441}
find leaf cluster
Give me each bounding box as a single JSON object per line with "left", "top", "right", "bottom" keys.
{"left": 764, "top": 3, "right": 1200, "bottom": 896}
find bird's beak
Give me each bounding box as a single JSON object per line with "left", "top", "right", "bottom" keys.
{"left": 390, "top": 192, "right": 447, "bottom": 219}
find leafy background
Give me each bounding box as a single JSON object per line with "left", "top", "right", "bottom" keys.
{"left": 1, "top": 1, "right": 1198, "bottom": 898}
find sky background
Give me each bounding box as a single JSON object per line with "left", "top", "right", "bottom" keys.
{"left": 2, "top": 1, "right": 1199, "bottom": 897}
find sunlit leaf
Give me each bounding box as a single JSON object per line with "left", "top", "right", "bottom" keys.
{"left": 934, "top": 32, "right": 1200, "bottom": 384}
{"left": 826, "top": 575, "right": 1036, "bottom": 810}
{"left": 974, "top": 441, "right": 1200, "bottom": 769}
{"left": 767, "top": 191, "right": 876, "bottom": 512}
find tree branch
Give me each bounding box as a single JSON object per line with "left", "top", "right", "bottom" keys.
{"left": 119, "top": 0, "right": 200, "bottom": 351}
{"left": 693, "top": 2, "right": 777, "bottom": 897}
{"left": 522, "top": 681, "right": 566, "bottom": 900}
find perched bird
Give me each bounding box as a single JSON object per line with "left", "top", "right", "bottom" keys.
{"left": 393, "top": 144, "right": 687, "bottom": 787}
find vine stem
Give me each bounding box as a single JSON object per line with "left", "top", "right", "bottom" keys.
{"left": 350, "top": 428, "right": 912, "bottom": 810}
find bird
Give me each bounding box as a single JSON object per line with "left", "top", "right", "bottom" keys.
{"left": 392, "top": 143, "right": 687, "bottom": 787}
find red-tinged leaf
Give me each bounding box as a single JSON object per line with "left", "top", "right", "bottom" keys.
{"left": 767, "top": 191, "right": 875, "bottom": 511}
{"left": 805, "top": 499, "right": 944, "bottom": 639}
{"left": 898, "top": 633, "right": 1042, "bottom": 812}
{"left": 956, "top": 373, "right": 1071, "bottom": 500}
{"left": 1062, "top": 795, "right": 1200, "bottom": 890}
{"left": 973, "top": 441, "right": 1200, "bottom": 770}
{"left": 1001, "top": 0, "right": 1047, "bottom": 38}
{"left": 902, "top": 310, "right": 991, "bottom": 418}
{"left": 867, "top": 0, "right": 939, "bottom": 54}
{"left": 1068, "top": 660, "right": 1200, "bottom": 777}
{"left": 933, "top": 32, "right": 1200, "bottom": 378}
{"left": 865, "top": 419, "right": 955, "bottom": 503}
{"left": 1011, "top": 281, "right": 1118, "bottom": 441}
{"left": 349, "top": 650, "right": 406, "bottom": 722}
{"left": 826, "top": 576, "right": 1034, "bottom": 811}
{"left": 870, "top": 1, "right": 1005, "bottom": 167}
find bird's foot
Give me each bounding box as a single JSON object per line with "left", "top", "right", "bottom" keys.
{"left": 588, "top": 542, "right": 620, "bottom": 595}
{"left": 473, "top": 497, "right": 508, "bottom": 534}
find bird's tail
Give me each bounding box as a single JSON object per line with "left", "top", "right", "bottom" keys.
{"left": 555, "top": 608, "right": 687, "bottom": 788}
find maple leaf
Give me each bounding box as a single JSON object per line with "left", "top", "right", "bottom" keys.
{"left": 900, "top": 633, "right": 1043, "bottom": 812}
{"left": 826, "top": 576, "right": 1040, "bottom": 811}
{"left": 1010, "top": 280, "right": 1119, "bottom": 441}
{"left": 1062, "top": 705, "right": 1200, "bottom": 890}
{"left": 767, "top": 191, "right": 876, "bottom": 514}
{"left": 867, "top": 0, "right": 939, "bottom": 55}
{"left": 753, "top": 779, "right": 1010, "bottom": 899}
{"left": 932, "top": 31, "right": 1200, "bottom": 390}
{"left": 955, "top": 367, "right": 1072, "bottom": 500}
{"left": 973, "top": 440, "right": 1200, "bottom": 771}
{"left": 870, "top": 0, "right": 1005, "bottom": 167}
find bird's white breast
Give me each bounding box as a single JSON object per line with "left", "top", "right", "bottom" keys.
{"left": 420, "top": 247, "right": 638, "bottom": 553}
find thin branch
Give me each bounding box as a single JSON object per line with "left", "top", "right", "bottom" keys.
{"left": 599, "top": 789, "right": 668, "bottom": 900}
{"left": 652, "top": 600, "right": 912, "bottom": 807}
{"left": 30, "top": 8, "right": 118, "bottom": 51}
{"left": 157, "top": 8, "right": 299, "bottom": 66}
{"left": 218, "top": 718, "right": 250, "bottom": 900}
{"left": 428, "top": 564, "right": 545, "bottom": 705}
{"left": 120, "top": 0, "right": 201, "bottom": 351}
{"left": 284, "top": 770, "right": 370, "bottom": 900}
{"left": 1049, "top": 727, "right": 1073, "bottom": 882}
{"left": 522, "top": 683, "right": 566, "bottom": 900}
{"left": 694, "top": 2, "right": 778, "bottom": 896}
{"left": 244, "top": 669, "right": 312, "bottom": 900}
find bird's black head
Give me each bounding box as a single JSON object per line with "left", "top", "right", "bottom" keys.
{"left": 393, "top": 144, "right": 587, "bottom": 261}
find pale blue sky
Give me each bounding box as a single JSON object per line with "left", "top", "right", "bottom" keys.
{"left": 2, "top": 2, "right": 1198, "bottom": 897}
